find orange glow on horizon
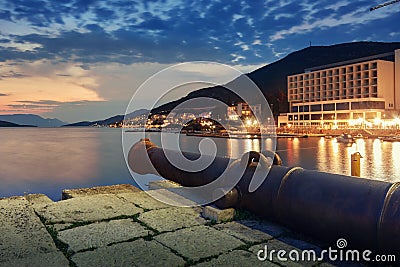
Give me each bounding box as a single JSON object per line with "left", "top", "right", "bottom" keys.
{"left": 0, "top": 61, "right": 104, "bottom": 115}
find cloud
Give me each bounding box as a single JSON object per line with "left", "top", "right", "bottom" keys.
{"left": 231, "top": 53, "right": 246, "bottom": 63}
{"left": 0, "top": 0, "right": 266, "bottom": 64}
{"left": 241, "top": 45, "right": 250, "bottom": 51}
{"left": 269, "top": 1, "right": 399, "bottom": 41}
{"left": 0, "top": 93, "right": 8, "bottom": 96}
{"left": 0, "top": 0, "right": 398, "bottom": 66}
{"left": 0, "top": 70, "right": 27, "bottom": 78}
{"left": 7, "top": 104, "right": 54, "bottom": 110}
{"left": 0, "top": 59, "right": 104, "bottom": 116}
{"left": 274, "top": 13, "right": 295, "bottom": 20}
{"left": 17, "top": 100, "right": 68, "bottom": 105}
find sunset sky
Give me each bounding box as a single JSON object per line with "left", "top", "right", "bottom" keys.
{"left": 0, "top": 0, "right": 399, "bottom": 122}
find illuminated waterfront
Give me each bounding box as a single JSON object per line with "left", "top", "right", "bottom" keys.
{"left": 177, "top": 134, "right": 400, "bottom": 183}
{"left": 1, "top": 128, "right": 399, "bottom": 200}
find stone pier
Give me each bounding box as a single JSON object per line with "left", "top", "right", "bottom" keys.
{"left": 0, "top": 184, "right": 342, "bottom": 266}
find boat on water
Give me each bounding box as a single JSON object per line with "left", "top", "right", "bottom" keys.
{"left": 336, "top": 133, "right": 355, "bottom": 144}
{"left": 324, "top": 135, "right": 333, "bottom": 139}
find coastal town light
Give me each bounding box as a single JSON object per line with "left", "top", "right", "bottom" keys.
{"left": 246, "top": 118, "right": 252, "bottom": 126}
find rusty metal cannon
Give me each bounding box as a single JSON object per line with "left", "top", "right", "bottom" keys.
{"left": 128, "top": 138, "right": 400, "bottom": 256}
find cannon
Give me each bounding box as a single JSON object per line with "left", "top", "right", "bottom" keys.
{"left": 128, "top": 138, "right": 400, "bottom": 256}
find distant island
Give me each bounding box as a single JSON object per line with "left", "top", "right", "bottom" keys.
{"left": 0, "top": 114, "right": 65, "bottom": 127}
{"left": 0, "top": 120, "right": 36, "bottom": 127}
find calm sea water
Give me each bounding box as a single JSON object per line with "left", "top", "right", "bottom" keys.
{"left": 1, "top": 128, "right": 399, "bottom": 200}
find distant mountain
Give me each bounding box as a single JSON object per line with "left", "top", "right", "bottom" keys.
{"left": 64, "top": 109, "right": 149, "bottom": 127}
{"left": 64, "top": 121, "right": 93, "bottom": 127}
{"left": 0, "top": 120, "right": 36, "bottom": 127}
{"left": 0, "top": 114, "right": 66, "bottom": 127}
{"left": 152, "top": 41, "right": 400, "bottom": 118}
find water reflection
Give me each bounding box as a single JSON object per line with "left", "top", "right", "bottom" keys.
{"left": 2, "top": 129, "right": 400, "bottom": 200}
{"left": 292, "top": 137, "right": 399, "bottom": 182}
{"left": 392, "top": 142, "right": 400, "bottom": 179}
{"left": 0, "top": 128, "right": 133, "bottom": 200}
{"left": 0, "top": 130, "right": 100, "bottom": 183}
{"left": 244, "top": 139, "right": 260, "bottom": 155}
{"left": 259, "top": 137, "right": 398, "bottom": 182}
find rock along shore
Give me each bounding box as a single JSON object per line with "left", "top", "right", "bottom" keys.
{"left": 0, "top": 183, "right": 344, "bottom": 267}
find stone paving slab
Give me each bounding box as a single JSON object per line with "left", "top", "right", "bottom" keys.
{"left": 154, "top": 225, "right": 245, "bottom": 262}
{"left": 62, "top": 184, "right": 140, "bottom": 199}
{"left": 58, "top": 219, "right": 152, "bottom": 252}
{"left": 138, "top": 207, "right": 206, "bottom": 232}
{"left": 34, "top": 194, "right": 143, "bottom": 223}
{"left": 0, "top": 197, "right": 68, "bottom": 266}
{"left": 238, "top": 219, "right": 289, "bottom": 238}
{"left": 213, "top": 221, "right": 274, "bottom": 243}
{"left": 117, "top": 191, "right": 172, "bottom": 210}
{"left": 144, "top": 188, "right": 199, "bottom": 206}
{"left": 71, "top": 238, "right": 185, "bottom": 267}
{"left": 0, "top": 251, "right": 70, "bottom": 267}
{"left": 25, "top": 194, "right": 53, "bottom": 209}
{"left": 194, "top": 249, "right": 280, "bottom": 267}
{"left": 148, "top": 180, "right": 182, "bottom": 190}
{"left": 202, "top": 205, "right": 235, "bottom": 222}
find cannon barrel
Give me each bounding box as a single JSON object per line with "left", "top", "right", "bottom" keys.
{"left": 128, "top": 139, "right": 400, "bottom": 255}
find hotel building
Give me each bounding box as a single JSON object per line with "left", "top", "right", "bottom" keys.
{"left": 278, "top": 49, "right": 400, "bottom": 128}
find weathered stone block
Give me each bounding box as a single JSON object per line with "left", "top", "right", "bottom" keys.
{"left": 213, "top": 221, "right": 274, "bottom": 243}
{"left": 34, "top": 194, "right": 143, "bottom": 224}
{"left": 0, "top": 251, "right": 69, "bottom": 267}
{"left": 139, "top": 207, "right": 206, "bottom": 232}
{"left": 25, "top": 194, "right": 53, "bottom": 208}
{"left": 238, "top": 219, "right": 289, "bottom": 238}
{"left": 0, "top": 197, "right": 68, "bottom": 266}
{"left": 202, "top": 205, "right": 235, "bottom": 223}
{"left": 71, "top": 239, "right": 185, "bottom": 267}
{"left": 154, "top": 225, "right": 245, "bottom": 262}
{"left": 62, "top": 184, "right": 140, "bottom": 199}
{"left": 148, "top": 180, "right": 181, "bottom": 190}
{"left": 58, "top": 219, "right": 152, "bottom": 252}
{"left": 117, "top": 191, "right": 172, "bottom": 210}
{"left": 144, "top": 188, "right": 199, "bottom": 207}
